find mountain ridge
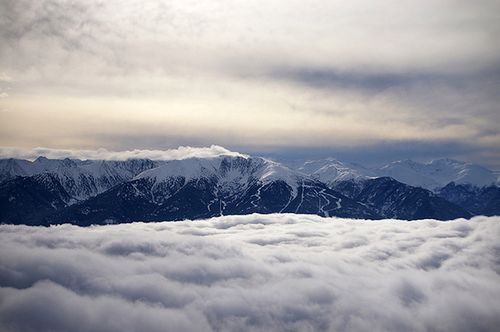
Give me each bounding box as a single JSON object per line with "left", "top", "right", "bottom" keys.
{"left": 0, "top": 150, "right": 495, "bottom": 225}
{"left": 292, "top": 157, "right": 497, "bottom": 190}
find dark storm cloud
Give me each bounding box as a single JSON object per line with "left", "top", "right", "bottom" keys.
{"left": 1, "top": 214, "right": 500, "bottom": 332}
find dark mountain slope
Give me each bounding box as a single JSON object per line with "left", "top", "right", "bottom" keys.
{"left": 437, "top": 183, "right": 500, "bottom": 216}
{"left": 48, "top": 177, "right": 379, "bottom": 226}
{"left": 0, "top": 174, "right": 72, "bottom": 225}
{"left": 332, "top": 177, "right": 471, "bottom": 220}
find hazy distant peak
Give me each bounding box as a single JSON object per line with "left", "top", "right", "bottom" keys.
{"left": 377, "top": 158, "right": 496, "bottom": 189}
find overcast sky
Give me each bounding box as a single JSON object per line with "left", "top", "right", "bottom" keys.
{"left": 0, "top": 0, "right": 499, "bottom": 167}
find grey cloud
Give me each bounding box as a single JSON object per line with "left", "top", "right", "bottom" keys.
{"left": 269, "top": 66, "right": 500, "bottom": 100}
{"left": 270, "top": 66, "right": 500, "bottom": 146}
{"left": 0, "top": 280, "right": 205, "bottom": 332}
{"left": 3, "top": 0, "right": 500, "bottom": 81}
{"left": 0, "top": 0, "right": 113, "bottom": 59}
{"left": 1, "top": 214, "right": 500, "bottom": 332}
{"left": 0, "top": 73, "right": 12, "bottom": 82}
{"left": 270, "top": 68, "right": 452, "bottom": 92}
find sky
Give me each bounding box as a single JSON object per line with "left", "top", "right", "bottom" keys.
{"left": 0, "top": 0, "right": 499, "bottom": 167}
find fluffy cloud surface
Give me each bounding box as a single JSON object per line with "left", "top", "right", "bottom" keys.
{"left": 0, "top": 145, "right": 246, "bottom": 161}
{"left": 1, "top": 214, "right": 499, "bottom": 332}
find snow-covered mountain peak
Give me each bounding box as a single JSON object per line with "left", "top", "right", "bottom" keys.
{"left": 377, "top": 160, "right": 439, "bottom": 190}
{"left": 135, "top": 157, "right": 220, "bottom": 183}
{"left": 0, "top": 157, "right": 161, "bottom": 201}
{"left": 296, "top": 158, "right": 374, "bottom": 184}
{"left": 255, "top": 159, "right": 303, "bottom": 190}
{"left": 429, "top": 157, "right": 460, "bottom": 164}
{"left": 34, "top": 156, "right": 49, "bottom": 163}
{"left": 135, "top": 155, "right": 304, "bottom": 192}
{"left": 380, "top": 159, "right": 422, "bottom": 171}
{"left": 377, "top": 158, "right": 496, "bottom": 190}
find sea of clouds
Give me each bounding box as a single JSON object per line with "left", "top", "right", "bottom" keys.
{"left": 1, "top": 214, "right": 499, "bottom": 332}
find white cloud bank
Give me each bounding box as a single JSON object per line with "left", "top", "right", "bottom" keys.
{"left": 1, "top": 214, "right": 499, "bottom": 332}
{"left": 0, "top": 145, "right": 247, "bottom": 161}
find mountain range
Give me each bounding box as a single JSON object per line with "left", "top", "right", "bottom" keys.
{"left": 0, "top": 150, "right": 498, "bottom": 225}
{"left": 292, "top": 157, "right": 498, "bottom": 190}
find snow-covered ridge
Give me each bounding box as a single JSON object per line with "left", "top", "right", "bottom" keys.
{"left": 0, "top": 157, "right": 160, "bottom": 200}
{"left": 253, "top": 158, "right": 305, "bottom": 188}
{"left": 0, "top": 145, "right": 247, "bottom": 200}
{"left": 1, "top": 147, "right": 497, "bottom": 197}
{"left": 376, "top": 158, "right": 497, "bottom": 190}
{"left": 295, "top": 157, "right": 497, "bottom": 190}
{"left": 1, "top": 152, "right": 495, "bottom": 223}
{"left": 297, "top": 158, "right": 376, "bottom": 184}
{"left": 135, "top": 158, "right": 219, "bottom": 183}
{"left": 0, "top": 154, "right": 305, "bottom": 204}
{"left": 135, "top": 156, "right": 304, "bottom": 193}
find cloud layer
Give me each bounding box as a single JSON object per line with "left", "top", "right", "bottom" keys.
{"left": 0, "top": 145, "right": 246, "bottom": 161}
{"left": 1, "top": 214, "right": 499, "bottom": 332}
